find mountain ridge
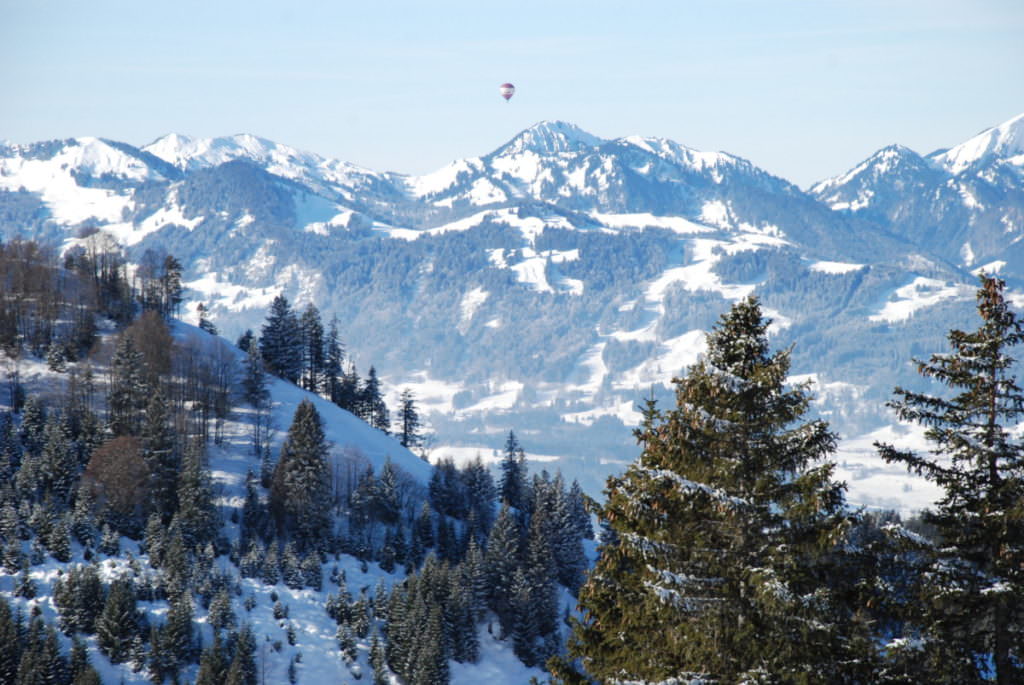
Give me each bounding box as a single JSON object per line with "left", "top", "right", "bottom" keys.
{"left": 0, "top": 113, "right": 1021, "bottom": 500}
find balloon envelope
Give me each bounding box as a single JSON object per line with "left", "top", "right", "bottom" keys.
{"left": 499, "top": 83, "right": 515, "bottom": 101}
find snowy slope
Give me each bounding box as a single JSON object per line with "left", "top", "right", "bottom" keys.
{"left": 0, "top": 321, "right": 558, "bottom": 685}
{"left": 930, "top": 112, "right": 1024, "bottom": 174}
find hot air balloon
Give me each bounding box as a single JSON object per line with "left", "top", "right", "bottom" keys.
{"left": 499, "top": 83, "right": 515, "bottom": 101}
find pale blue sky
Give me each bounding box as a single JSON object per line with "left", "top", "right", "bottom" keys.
{"left": 2, "top": 0, "right": 1022, "bottom": 186}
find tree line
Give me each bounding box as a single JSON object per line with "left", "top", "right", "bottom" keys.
{"left": 238, "top": 293, "right": 423, "bottom": 451}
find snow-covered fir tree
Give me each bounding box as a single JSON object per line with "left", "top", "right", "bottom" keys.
{"left": 877, "top": 275, "right": 1024, "bottom": 684}
{"left": 270, "top": 399, "right": 331, "bottom": 551}
{"left": 561, "top": 296, "right": 873, "bottom": 683}
{"left": 260, "top": 295, "right": 302, "bottom": 383}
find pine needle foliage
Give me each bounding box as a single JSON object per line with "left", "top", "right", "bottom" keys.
{"left": 877, "top": 275, "right": 1024, "bottom": 684}
{"left": 566, "top": 297, "right": 870, "bottom": 683}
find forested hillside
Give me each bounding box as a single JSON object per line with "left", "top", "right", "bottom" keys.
{"left": 0, "top": 238, "right": 593, "bottom": 684}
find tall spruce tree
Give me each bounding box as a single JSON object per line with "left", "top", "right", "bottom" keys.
{"left": 324, "top": 317, "right": 345, "bottom": 405}
{"left": 260, "top": 295, "right": 302, "bottom": 384}
{"left": 484, "top": 503, "right": 521, "bottom": 637}
{"left": 175, "top": 440, "right": 218, "bottom": 551}
{"left": 0, "top": 596, "right": 19, "bottom": 683}
{"left": 498, "top": 431, "right": 528, "bottom": 510}
{"left": 38, "top": 412, "right": 76, "bottom": 506}
{"left": 396, "top": 389, "right": 422, "bottom": 450}
{"left": 225, "top": 623, "right": 258, "bottom": 685}
{"left": 240, "top": 338, "right": 268, "bottom": 408}
{"left": 361, "top": 366, "right": 390, "bottom": 432}
{"left": 877, "top": 275, "right": 1024, "bottom": 684}
{"left": 299, "top": 303, "right": 325, "bottom": 393}
{"left": 96, "top": 577, "right": 138, "bottom": 663}
{"left": 140, "top": 390, "right": 178, "bottom": 522}
{"left": 160, "top": 254, "right": 183, "bottom": 319}
{"left": 107, "top": 334, "right": 147, "bottom": 436}
{"left": 270, "top": 399, "right": 331, "bottom": 550}
{"left": 562, "top": 297, "right": 868, "bottom": 683}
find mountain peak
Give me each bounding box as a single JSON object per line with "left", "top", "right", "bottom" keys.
{"left": 930, "top": 111, "right": 1024, "bottom": 174}
{"left": 144, "top": 132, "right": 297, "bottom": 171}
{"left": 810, "top": 143, "right": 926, "bottom": 195}
{"left": 492, "top": 120, "right": 604, "bottom": 156}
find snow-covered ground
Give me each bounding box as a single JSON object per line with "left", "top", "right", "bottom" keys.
{"left": 870, "top": 277, "right": 974, "bottom": 323}
{"left": 0, "top": 322, "right": 558, "bottom": 685}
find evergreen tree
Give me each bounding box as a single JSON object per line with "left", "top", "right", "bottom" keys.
{"left": 240, "top": 338, "right": 269, "bottom": 409}
{"left": 70, "top": 489, "right": 96, "bottom": 548}
{"left": 160, "top": 526, "right": 189, "bottom": 597}
{"left": 54, "top": 563, "right": 104, "bottom": 635}
{"left": 240, "top": 470, "right": 268, "bottom": 544}
{"left": 511, "top": 567, "right": 540, "bottom": 666}
{"left": 39, "top": 413, "right": 76, "bottom": 505}
{"left": 236, "top": 328, "right": 254, "bottom": 352}
{"left": 484, "top": 503, "right": 521, "bottom": 637}
{"left": 160, "top": 254, "right": 183, "bottom": 318}
{"left": 498, "top": 431, "right": 528, "bottom": 510}
{"left": 301, "top": 551, "right": 323, "bottom": 591}
{"left": 0, "top": 596, "right": 21, "bottom": 683}
{"left": 107, "top": 334, "right": 147, "bottom": 436}
{"left": 239, "top": 540, "right": 264, "bottom": 579}
{"left": 549, "top": 476, "right": 588, "bottom": 594}
{"left": 143, "top": 512, "right": 166, "bottom": 566}
{"left": 299, "top": 303, "right": 325, "bottom": 393}
{"left": 260, "top": 295, "right": 302, "bottom": 383}
{"left": 462, "top": 455, "right": 497, "bottom": 535}
{"left": 567, "top": 478, "right": 593, "bottom": 539}
{"left": 370, "top": 632, "right": 389, "bottom": 685}
{"left": 396, "top": 388, "right": 422, "bottom": 450}
{"left": 261, "top": 542, "right": 280, "bottom": 585}
{"left": 140, "top": 390, "right": 178, "bottom": 522}
{"left": 208, "top": 588, "right": 236, "bottom": 633}
{"left": 428, "top": 457, "right": 462, "bottom": 518}
{"left": 175, "top": 440, "right": 217, "bottom": 551}
{"left": 323, "top": 317, "right": 345, "bottom": 405}
{"left": 69, "top": 635, "right": 99, "bottom": 684}
{"left": 98, "top": 523, "right": 119, "bottom": 556}
{"left": 18, "top": 396, "right": 46, "bottom": 456}
{"left": 197, "top": 302, "right": 218, "bottom": 335}
{"left": 270, "top": 400, "right": 331, "bottom": 550}
{"left": 337, "top": 620, "right": 358, "bottom": 662}
{"left": 45, "top": 512, "right": 72, "bottom": 562}
{"left": 362, "top": 366, "right": 390, "bottom": 432}
{"left": 39, "top": 625, "right": 69, "bottom": 685}
{"left": 225, "top": 623, "right": 257, "bottom": 685}
{"left": 45, "top": 340, "right": 66, "bottom": 372}
{"left": 412, "top": 605, "right": 449, "bottom": 685}
{"left": 96, "top": 577, "right": 138, "bottom": 663}
{"left": 161, "top": 591, "right": 195, "bottom": 672}
{"left": 377, "top": 458, "right": 401, "bottom": 525}
{"left": 282, "top": 541, "right": 304, "bottom": 589}
{"left": 0, "top": 412, "right": 21, "bottom": 482}
{"left": 877, "top": 275, "right": 1024, "bottom": 684}
{"left": 461, "top": 538, "right": 489, "bottom": 621}
{"left": 14, "top": 559, "right": 36, "bottom": 598}
{"left": 565, "top": 297, "right": 868, "bottom": 683}
{"left": 195, "top": 632, "right": 228, "bottom": 685}
{"left": 447, "top": 572, "right": 480, "bottom": 664}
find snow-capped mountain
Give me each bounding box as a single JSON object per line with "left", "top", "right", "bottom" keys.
{"left": 1, "top": 115, "right": 1021, "bottom": 502}
{"left": 811, "top": 112, "right": 1024, "bottom": 275}
{"left": 930, "top": 112, "right": 1024, "bottom": 175}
